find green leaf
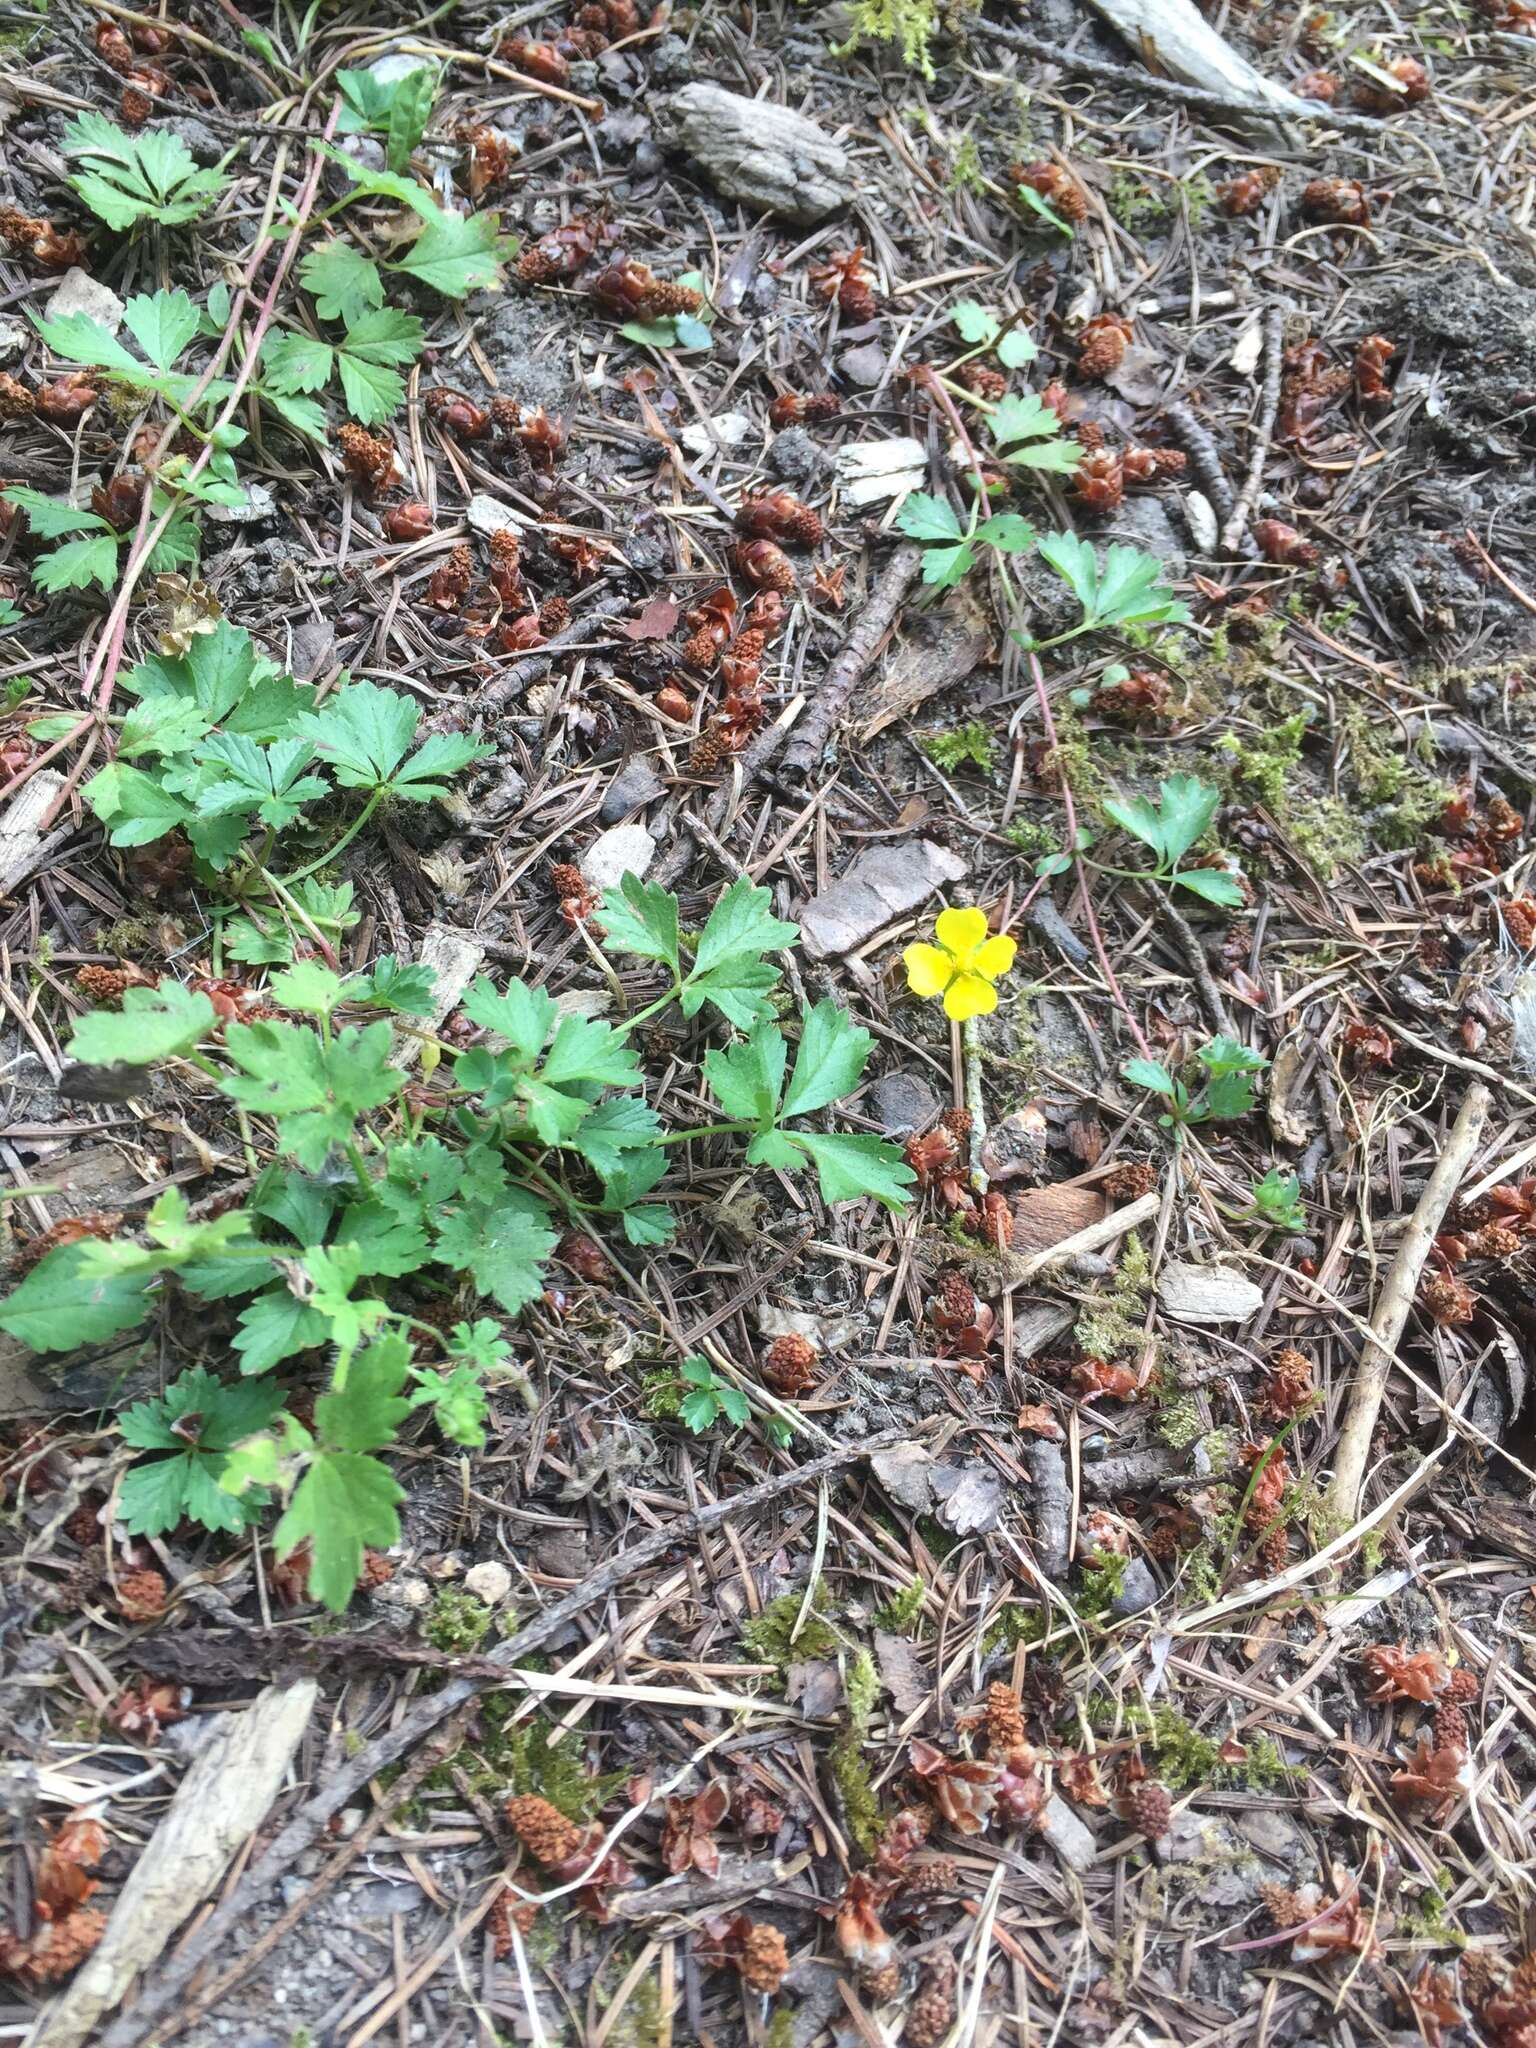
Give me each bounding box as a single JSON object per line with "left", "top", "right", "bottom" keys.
{"left": 678, "top": 1387, "right": 724, "bottom": 1432}
{"left": 389, "top": 208, "right": 505, "bottom": 298}
{"left": 1122, "top": 1057, "right": 1176, "bottom": 1097}
{"left": 63, "top": 113, "right": 229, "bottom": 231}
{"left": 0, "top": 1239, "right": 158, "bottom": 1351}
{"left": 434, "top": 1185, "right": 556, "bottom": 1316}
{"left": 974, "top": 514, "right": 1035, "bottom": 555}
{"left": 233, "top": 1287, "right": 329, "bottom": 1373}
{"left": 538, "top": 1011, "right": 640, "bottom": 1093}
{"left": 409, "top": 1363, "right": 489, "bottom": 1446}
{"left": 335, "top": 307, "right": 423, "bottom": 423}
{"left": 779, "top": 1001, "right": 872, "bottom": 1120}
{"left": 1014, "top": 181, "right": 1073, "bottom": 237}
{"left": 598, "top": 874, "right": 681, "bottom": 975}
{"left": 791, "top": 1131, "right": 915, "bottom": 1209}
{"left": 1152, "top": 774, "right": 1221, "bottom": 868}
{"left": 86, "top": 761, "right": 192, "bottom": 845}
{"left": 276, "top": 1449, "right": 404, "bottom": 1610}
{"left": 196, "top": 732, "right": 326, "bottom": 831}
{"left": 1002, "top": 436, "right": 1084, "bottom": 476}
{"left": 1202, "top": 1071, "right": 1260, "bottom": 1121}
{"left": 915, "top": 540, "right": 976, "bottom": 588}
{"left": 1041, "top": 533, "right": 1189, "bottom": 633}
{"left": 952, "top": 301, "right": 999, "bottom": 345}
{"left": 355, "top": 955, "right": 437, "bottom": 1014}
{"left": 702, "top": 1023, "right": 787, "bottom": 1129}
{"left": 461, "top": 977, "right": 555, "bottom": 1063}
{"left": 34, "top": 536, "right": 119, "bottom": 593}
{"left": 1174, "top": 868, "right": 1245, "bottom": 908}
{"left": 119, "top": 1370, "right": 286, "bottom": 1536}
{"left": 221, "top": 1018, "right": 400, "bottom": 1170}
{"left": 269, "top": 960, "right": 351, "bottom": 1018}
{"left": 991, "top": 392, "right": 1064, "bottom": 445}
{"left": 895, "top": 492, "right": 963, "bottom": 543}
{"left": 262, "top": 329, "right": 336, "bottom": 395}
{"left": 122, "top": 288, "right": 201, "bottom": 371}
{"left": 620, "top": 316, "right": 678, "bottom": 348}
{"left": 316, "top": 1333, "right": 413, "bottom": 1449}
{"left": 682, "top": 875, "right": 797, "bottom": 1026}
{"left": 996, "top": 328, "right": 1037, "bottom": 369}
{"left": 1197, "top": 1036, "right": 1267, "bottom": 1077}
{"left": 260, "top": 386, "right": 330, "bottom": 442}
{"left": 386, "top": 66, "right": 437, "bottom": 170}
{"left": 299, "top": 241, "right": 386, "bottom": 324}
{"left": 671, "top": 312, "right": 713, "bottom": 353}
{"left": 69, "top": 980, "right": 216, "bottom": 1065}
{"left": 3, "top": 489, "right": 112, "bottom": 539}
{"left": 32, "top": 311, "right": 146, "bottom": 379}
{"left": 298, "top": 678, "right": 417, "bottom": 787}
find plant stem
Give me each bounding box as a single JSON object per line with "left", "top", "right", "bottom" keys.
{"left": 280, "top": 791, "right": 384, "bottom": 886}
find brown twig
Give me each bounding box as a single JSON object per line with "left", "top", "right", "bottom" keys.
{"left": 1324, "top": 1080, "right": 1491, "bottom": 1527}
{"left": 779, "top": 543, "right": 924, "bottom": 776}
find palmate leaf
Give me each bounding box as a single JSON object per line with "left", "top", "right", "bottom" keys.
{"left": 779, "top": 1000, "right": 873, "bottom": 1119}
{"left": 298, "top": 241, "right": 386, "bottom": 324}
{"left": 433, "top": 1185, "right": 556, "bottom": 1315}
{"left": 895, "top": 492, "right": 963, "bottom": 544}
{"left": 681, "top": 874, "right": 798, "bottom": 1027}
{"left": 69, "top": 981, "right": 217, "bottom": 1065}
{"left": 788, "top": 1131, "right": 915, "bottom": 1210}
{"left": 276, "top": 1449, "right": 404, "bottom": 1610}
{"left": 597, "top": 874, "right": 681, "bottom": 975}
{"left": 119, "top": 1367, "right": 286, "bottom": 1534}
{"left": 63, "top": 113, "right": 229, "bottom": 230}
{"left": 0, "top": 1240, "right": 156, "bottom": 1351}
{"left": 389, "top": 209, "right": 505, "bottom": 297}
{"left": 33, "top": 535, "right": 119, "bottom": 593}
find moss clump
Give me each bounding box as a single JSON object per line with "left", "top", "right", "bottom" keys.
{"left": 1288, "top": 794, "right": 1368, "bottom": 879}
{"left": 1075, "top": 1547, "right": 1129, "bottom": 1623}
{"left": 1219, "top": 713, "right": 1310, "bottom": 809}
{"left": 1075, "top": 1230, "right": 1152, "bottom": 1364}
{"left": 830, "top": 1649, "right": 884, "bottom": 1852}
{"left": 1155, "top": 1393, "right": 1205, "bottom": 1450}
{"left": 741, "top": 1580, "right": 841, "bottom": 1671}
{"left": 873, "top": 1575, "right": 926, "bottom": 1634}
{"left": 1086, "top": 1697, "right": 1287, "bottom": 1791}
{"left": 923, "top": 720, "right": 995, "bottom": 773}
{"left": 982, "top": 1602, "right": 1047, "bottom": 1653}
{"left": 835, "top": 0, "right": 944, "bottom": 78}
{"left": 424, "top": 1589, "right": 491, "bottom": 1653}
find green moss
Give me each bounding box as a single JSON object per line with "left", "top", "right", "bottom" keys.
{"left": 425, "top": 1589, "right": 492, "bottom": 1653}
{"left": 946, "top": 135, "right": 984, "bottom": 193}
{"left": 1075, "top": 1230, "right": 1152, "bottom": 1364}
{"left": 640, "top": 1366, "right": 684, "bottom": 1421}
{"left": 923, "top": 720, "right": 995, "bottom": 773}
{"left": 1086, "top": 1697, "right": 1287, "bottom": 1790}
{"left": 834, "top": 0, "right": 943, "bottom": 77}
{"left": 1155, "top": 1393, "right": 1205, "bottom": 1450}
{"left": 873, "top": 1575, "right": 926, "bottom": 1634}
{"left": 982, "top": 1602, "right": 1047, "bottom": 1653}
{"left": 1003, "top": 816, "right": 1054, "bottom": 858}
{"left": 830, "top": 1649, "right": 885, "bottom": 1851}
{"left": 741, "top": 1581, "right": 841, "bottom": 1671}
{"left": 1288, "top": 794, "right": 1368, "bottom": 879}
{"left": 765, "top": 2013, "right": 796, "bottom": 2048}
{"left": 1075, "top": 1547, "right": 1128, "bottom": 1623}
{"left": 1219, "top": 713, "right": 1310, "bottom": 809}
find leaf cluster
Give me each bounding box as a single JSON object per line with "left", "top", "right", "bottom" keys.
{"left": 63, "top": 113, "right": 230, "bottom": 231}
{"left": 1102, "top": 773, "right": 1246, "bottom": 908}
{"left": 1122, "top": 1037, "right": 1269, "bottom": 1131}
{"left": 336, "top": 63, "right": 438, "bottom": 172}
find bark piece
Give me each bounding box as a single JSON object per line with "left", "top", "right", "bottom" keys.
{"left": 1157, "top": 1261, "right": 1264, "bottom": 1324}
{"left": 798, "top": 839, "right": 966, "bottom": 958}
{"left": 391, "top": 922, "right": 484, "bottom": 1068}
{"left": 658, "top": 84, "right": 852, "bottom": 223}
{"left": 1010, "top": 1184, "right": 1105, "bottom": 1254}
{"left": 1083, "top": 0, "right": 1312, "bottom": 124}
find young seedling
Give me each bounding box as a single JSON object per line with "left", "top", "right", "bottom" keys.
{"left": 1122, "top": 1037, "right": 1269, "bottom": 1134}
{"left": 619, "top": 270, "right": 713, "bottom": 354}
{"left": 950, "top": 299, "right": 1037, "bottom": 371}
{"left": 1240, "top": 1168, "right": 1307, "bottom": 1235}
{"left": 63, "top": 112, "right": 231, "bottom": 231}
{"left": 336, "top": 62, "right": 438, "bottom": 172}
{"left": 1022, "top": 531, "right": 1191, "bottom": 650}
{"left": 1100, "top": 773, "right": 1246, "bottom": 908}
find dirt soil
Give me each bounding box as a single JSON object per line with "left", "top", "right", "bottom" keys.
{"left": 3, "top": 0, "right": 1536, "bottom": 2044}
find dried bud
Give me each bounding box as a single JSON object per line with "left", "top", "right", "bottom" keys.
{"left": 425, "top": 543, "right": 473, "bottom": 611}
{"left": 460, "top": 123, "right": 515, "bottom": 201}
{"left": 498, "top": 37, "right": 570, "bottom": 86}
{"left": 768, "top": 392, "right": 840, "bottom": 428}
{"left": 906, "top": 1954, "right": 958, "bottom": 2048}
{"left": 1298, "top": 69, "right": 1339, "bottom": 100}
{"left": 808, "top": 246, "right": 879, "bottom": 321}
{"left": 383, "top": 501, "right": 433, "bottom": 544}
{"left": 1301, "top": 177, "right": 1371, "bottom": 226}
{"left": 1127, "top": 1779, "right": 1172, "bottom": 1839}
{"left": 116, "top": 1567, "right": 167, "bottom": 1620}
{"left": 1011, "top": 160, "right": 1088, "bottom": 224}
{"left": 1074, "top": 448, "right": 1124, "bottom": 511}
{"left": 1353, "top": 56, "right": 1430, "bottom": 112}
{"left": 336, "top": 422, "right": 401, "bottom": 496}
{"left": 733, "top": 539, "right": 796, "bottom": 593}
{"left": 35, "top": 374, "right": 98, "bottom": 422}
{"left": 94, "top": 18, "right": 134, "bottom": 70}
{"left": 735, "top": 490, "right": 824, "bottom": 548}
{"left": 425, "top": 387, "right": 492, "bottom": 442}
{"left": 740, "top": 1923, "right": 788, "bottom": 1993}
{"left": 1219, "top": 165, "right": 1281, "bottom": 216}
{"left": 1253, "top": 518, "right": 1320, "bottom": 568}
{"left": 0, "top": 371, "right": 35, "bottom": 419}
{"left": 1354, "top": 333, "right": 1395, "bottom": 408}
{"left": 762, "top": 1333, "right": 818, "bottom": 1394}
{"left": 517, "top": 214, "right": 605, "bottom": 284}
{"left": 506, "top": 1794, "right": 584, "bottom": 1865}
{"left": 1078, "top": 313, "right": 1134, "bottom": 379}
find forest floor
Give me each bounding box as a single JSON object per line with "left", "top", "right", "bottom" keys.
{"left": 3, "top": 0, "right": 1536, "bottom": 2043}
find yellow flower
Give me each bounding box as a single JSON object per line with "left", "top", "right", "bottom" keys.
{"left": 903, "top": 906, "right": 1017, "bottom": 1021}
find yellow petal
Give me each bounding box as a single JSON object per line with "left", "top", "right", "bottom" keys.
{"left": 934, "top": 905, "right": 990, "bottom": 963}
{"left": 903, "top": 943, "right": 954, "bottom": 1000}
{"left": 943, "top": 972, "right": 999, "bottom": 1022}
{"left": 971, "top": 934, "right": 1018, "bottom": 983}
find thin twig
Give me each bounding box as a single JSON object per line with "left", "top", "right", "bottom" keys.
{"left": 779, "top": 543, "right": 924, "bottom": 776}
{"left": 1324, "top": 1081, "right": 1490, "bottom": 1527}
{"left": 1221, "top": 307, "right": 1286, "bottom": 554}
